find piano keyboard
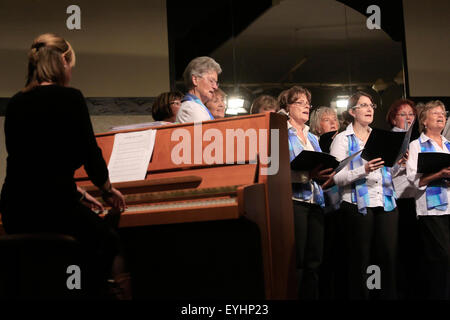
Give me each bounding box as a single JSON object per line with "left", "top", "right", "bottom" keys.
{"left": 124, "top": 197, "right": 238, "bottom": 213}
{"left": 120, "top": 185, "right": 240, "bottom": 205}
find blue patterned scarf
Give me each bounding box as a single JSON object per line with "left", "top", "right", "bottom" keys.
{"left": 182, "top": 93, "right": 214, "bottom": 120}
{"left": 419, "top": 136, "right": 450, "bottom": 211}
{"left": 348, "top": 134, "right": 396, "bottom": 214}
{"left": 288, "top": 127, "right": 325, "bottom": 207}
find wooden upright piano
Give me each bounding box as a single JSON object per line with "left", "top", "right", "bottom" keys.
{"left": 74, "top": 112, "right": 297, "bottom": 299}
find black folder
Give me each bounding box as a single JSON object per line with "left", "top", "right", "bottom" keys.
{"left": 291, "top": 149, "right": 362, "bottom": 173}
{"left": 361, "top": 128, "right": 406, "bottom": 167}
{"left": 319, "top": 130, "right": 337, "bottom": 154}
{"left": 417, "top": 152, "right": 450, "bottom": 174}
{"left": 394, "top": 122, "right": 415, "bottom": 163}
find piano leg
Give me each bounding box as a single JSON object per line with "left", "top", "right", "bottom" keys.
{"left": 241, "top": 183, "right": 298, "bottom": 299}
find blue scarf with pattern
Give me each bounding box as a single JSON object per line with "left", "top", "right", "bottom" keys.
{"left": 288, "top": 127, "right": 325, "bottom": 207}
{"left": 182, "top": 93, "right": 214, "bottom": 120}
{"left": 348, "top": 134, "right": 396, "bottom": 214}
{"left": 419, "top": 136, "right": 450, "bottom": 211}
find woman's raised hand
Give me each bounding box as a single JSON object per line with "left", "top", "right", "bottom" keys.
{"left": 365, "top": 158, "right": 384, "bottom": 174}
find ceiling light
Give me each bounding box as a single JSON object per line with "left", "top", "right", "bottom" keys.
{"left": 227, "top": 97, "right": 245, "bottom": 109}
{"left": 336, "top": 99, "right": 348, "bottom": 109}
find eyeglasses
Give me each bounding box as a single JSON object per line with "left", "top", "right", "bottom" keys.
{"left": 396, "top": 113, "right": 415, "bottom": 117}
{"left": 353, "top": 103, "right": 377, "bottom": 110}
{"left": 200, "top": 76, "right": 219, "bottom": 87}
{"left": 169, "top": 100, "right": 181, "bottom": 106}
{"left": 291, "top": 101, "right": 312, "bottom": 108}
{"left": 430, "top": 111, "right": 448, "bottom": 117}
{"left": 321, "top": 117, "right": 337, "bottom": 122}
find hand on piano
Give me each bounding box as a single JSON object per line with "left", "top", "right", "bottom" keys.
{"left": 81, "top": 190, "right": 105, "bottom": 213}
{"left": 101, "top": 187, "right": 127, "bottom": 212}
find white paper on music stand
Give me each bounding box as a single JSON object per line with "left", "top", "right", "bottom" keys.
{"left": 108, "top": 129, "right": 156, "bottom": 183}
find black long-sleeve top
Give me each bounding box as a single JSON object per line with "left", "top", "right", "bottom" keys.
{"left": 0, "top": 85, "right": 108, "bottom": 208}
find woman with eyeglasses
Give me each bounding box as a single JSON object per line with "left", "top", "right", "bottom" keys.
{"left": 386, "top": 99, "right": 420, "bottom": 299}
{"left": 329, "top": 91, "right": 398, "bottom": 299}
{"left": 176, "top": 56, "right": 222, "bottom": 123}
{"left": 152, "top": 91, "right": 184, "bottom": 123}
{"left": 406, "top": 100, "right": 450, "bottom": 299}
{"left": 278, "top": 86, "right": 335, "bottom": 299}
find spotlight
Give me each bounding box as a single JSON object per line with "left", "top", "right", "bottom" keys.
{"left": 226, "top": 96, "right": 247, "bottom": 115}
{"left": 336, "top": 99, "right": 348, "bottom": 109}
{"left": 228, "top": 97, "right": 244, "bottom": 108}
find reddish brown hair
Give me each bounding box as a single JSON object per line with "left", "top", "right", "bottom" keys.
{"left": 385, "top": 99, "right": 416, "bottom": 127}
{"left": 278, "top": 86, "right": 311, "bottom": 111}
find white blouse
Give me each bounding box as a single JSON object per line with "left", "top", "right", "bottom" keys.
{"left": 176, "top": 100, "right": 212, "bottom": 123}
{"left": 330, "top": 123, "right": 385, "bottom": 208}
{"left": 289, "top": 123, "right": 316, "bottom": 204}
{"left": 406, "top": 133, "right": 450, "bottom": 216}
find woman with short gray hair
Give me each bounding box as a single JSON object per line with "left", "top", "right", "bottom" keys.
{"left": 176, "top": 56, "right": 222, "bottom": 123}
{"left": 309, "top": 107, "right": 339, "bottom": 137}
{"left": 406, "top": 100, "right": 450, "bottom": 299}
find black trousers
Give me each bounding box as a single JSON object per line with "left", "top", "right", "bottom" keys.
{"left": 292, "top": 201, "right": 324, "bottom": 299}
{"left": 319, "top": 207, "right": 347, "bottom": 300}
{"left": 340, "top": 202, "right": 398, "bottom": 300}
{"left": 1, "top": 200, "right": 121, "bottom": 294}
{"left": 417, "top": 215, "right": 450, "bottom": 300}
{"left": 396, "top": 197, "right": 420, "bottom": 299}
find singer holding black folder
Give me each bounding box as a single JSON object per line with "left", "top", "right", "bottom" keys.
{"left": 406, "top": 100, "right": 450, "bottom": 299}
{"left": 329, "top": 91, "right": 398, "bottom": 300}
{"left": 386, "top": 99, "right": 419, "bottom": 299}
{"left": 279, "top": 86, "right": 335, "bottom": 299}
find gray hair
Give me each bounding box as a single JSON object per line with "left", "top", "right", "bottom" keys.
{"left": 309, "top": 106, "right": 339, "bottom": 135}
{"left": 418, "top": 100, "right": 446, "bottom": 133}
{"left": 183, "top": 56, "right": 222, "bottom": 90}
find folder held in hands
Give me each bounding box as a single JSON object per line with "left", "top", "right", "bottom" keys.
{"left": 319, "top": 130, "right": 337, "bottom": 154}
{"left": 361, "top": 128, "right": 407, "bottom": 167}
{"left": 417, "top": 152, "right": 450, "bottom": 174}
{"left": 291, "top": 149, "right": 362, "bottom": 173}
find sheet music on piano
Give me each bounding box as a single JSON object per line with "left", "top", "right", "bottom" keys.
{"left": 108, "top": 129, "right": 156, "bottom": 183}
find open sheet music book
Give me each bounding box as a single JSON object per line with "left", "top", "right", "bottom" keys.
{"left": 107, "top": 129, "right": 157, "bottom": 182}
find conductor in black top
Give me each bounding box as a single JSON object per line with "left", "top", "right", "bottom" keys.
{"left": 0, "top": 33, "right": 129, "bottom": 298}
